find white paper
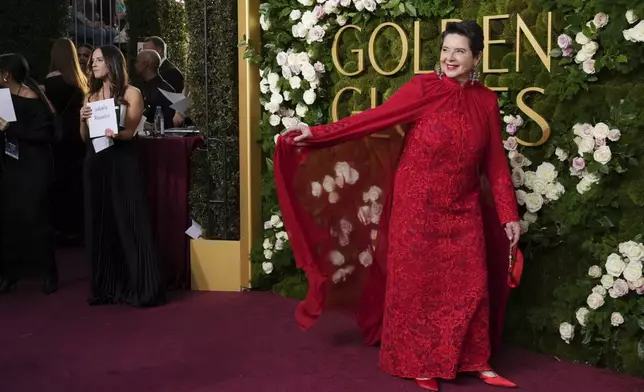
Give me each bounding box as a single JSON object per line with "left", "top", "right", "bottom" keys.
{"left": 92, "top": 136, "right": 114, "bottom": 153}
{"left": 158, "top": 89, "right": 185, "bottom": 104}
{"left": 134, "top": 115, "right": 147, "bottom": 136}
{"left": 87, "top": 99, "right": 119, "bottom": 139}
{"left": 137, "top": 42, "right": 146, "bottom": 53}
{"left": 0, "top": 88, "right": 17, "bottom": 122}
{"left": 185, "top": 219, "right": 203, "bottom": 239}
{"left": 170, "top": 97, "right": 192, "bottom": 115}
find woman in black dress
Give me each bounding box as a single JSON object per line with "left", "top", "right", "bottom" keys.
{"left": 79, "top": 45, "right": 165, "bottom": 307}
{"left": 0, "top": 54, "right": 57, "bottom": 294}
{"left": 45, "top": 38, "right": 88, "bottom": 244}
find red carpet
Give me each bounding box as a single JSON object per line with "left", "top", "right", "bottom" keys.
{"left": 0, "top": 248, "right": 643, "bottom": 392}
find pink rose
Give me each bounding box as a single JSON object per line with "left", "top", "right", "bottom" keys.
{"left": 562, "top": 47, "right": 574, "bottom": 57}
{"left": 595, "top": 137, "right": 606, "bottom": 148}
{"left": 572, "top": 157, "right": 586, "bottom": 171}
{"left": 506, "top": 124, "right": 518, "bottom": 135}
{"left": 557, "top": 34, "right": 573, "bottom": 49}
{"left": 313, "top": 5, "right": 325, "bottom": 19}
{"left": 503, "top": 137, "right": 518, "bottom": 151}
{"left": 637, "top": 286, "right": 644, "bottom": 295}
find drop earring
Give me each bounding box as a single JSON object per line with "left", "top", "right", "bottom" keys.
{"left": 435, "top": 64, "right": 443, "bottom": 79}
{"left": 469, "top": 69, "right": 479, "bottom": 83}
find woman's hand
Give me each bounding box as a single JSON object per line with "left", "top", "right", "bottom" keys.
{"left": 105, "top": 128, "right": 116, "bottom": 139}
{"left": 504, "top": 222, "right": 521, "bottom": 248}
{"left": 281, "top": 123, "right": 312, "bottom": 145}
{"left": 80, "top": 105, "right": 93, "bottom": 122}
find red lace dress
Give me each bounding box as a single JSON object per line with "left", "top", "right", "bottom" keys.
{"left": 274, "top": 73, "right": 520, "bottom": 380}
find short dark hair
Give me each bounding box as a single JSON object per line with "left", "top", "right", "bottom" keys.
{"left": 144, "top": 36, "right": 167, "bottom": 54}
{"left": 441, "top": 20, "right": 484, "bottom": 56}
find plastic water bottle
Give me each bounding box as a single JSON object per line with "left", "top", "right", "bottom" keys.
{"left": 154, "top": 106, "right": 165, "bottom": 137}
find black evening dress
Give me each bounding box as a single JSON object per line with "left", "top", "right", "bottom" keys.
{"left": 0, "top": 95, "right": 56, "bottom": 282}
{"left": 84, "top": 97, "right": 165, "bottom": 307}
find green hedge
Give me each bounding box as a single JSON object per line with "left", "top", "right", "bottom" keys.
{"left": 184, "top": 0, "right": 240, "bottom": 240}
{"left": 0, "top": 0, "right": 69, "bottom": 79}
{"left": 250, "top": 0, "right": 644, "bottom": 377}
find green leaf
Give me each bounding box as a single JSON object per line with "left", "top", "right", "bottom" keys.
{"left": 279, "top": 8, "right": 291, "bottom": 17}
{"left": 598, "top": 216, "right": 614, "bottom": 228}
{"left": 265, "top": 158, "right": 274, "bottom": 170}
{"left": 405, "top": 2, "right": 417, "bottom": 17}
{"left": 383, "top": 0, "right": 401, "bottom": 10}
{"left": 616, "top": 55, "right": 628, "bottom": 63}
{"left": 550, "top": 48, "right": 563, "bottom": 58}
{"left": 638, "top": 339, "right": 644, "bottom": 360}
{"left": 398, "top": 2, "right": 406, "bottom": 13}
{"left": 587, "top": 76, "right": 598, "bottom": 82}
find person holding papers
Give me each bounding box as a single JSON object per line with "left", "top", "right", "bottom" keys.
{"left": 133, "top": 49, "right": 175, "bottom": 129}
{"left": 0, "top": 54, "right": 58, "bottom": 295}
{"left": 79, "top": 45, "right": 165, "bottom": 307}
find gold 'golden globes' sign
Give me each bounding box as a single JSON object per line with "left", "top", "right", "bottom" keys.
{"left": 331, "top": 13, "right": 553, "bottom": 147}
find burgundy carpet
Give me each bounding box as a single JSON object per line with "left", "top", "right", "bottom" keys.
{"left": 0, "top": 249, "right": 643, "bottom": 392}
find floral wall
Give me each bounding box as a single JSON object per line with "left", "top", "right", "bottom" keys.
{"left": 244, "top": 0, "right": 644, "bottom": 376}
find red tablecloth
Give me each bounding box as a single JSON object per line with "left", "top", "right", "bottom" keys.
{"left": 136, "top": 136, "right": 204, "bottom": 289}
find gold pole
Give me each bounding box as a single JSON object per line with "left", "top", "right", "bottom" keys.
{"left": 237, "top": 0, "right": 261, "bottom": 289}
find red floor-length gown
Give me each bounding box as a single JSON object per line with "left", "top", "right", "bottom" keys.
{"left": 274, "top": 73, "right": 521, "bottom": 379}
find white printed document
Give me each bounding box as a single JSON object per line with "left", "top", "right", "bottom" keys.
{"left": 87, "top": 98, "right": 119, "bottom": 139}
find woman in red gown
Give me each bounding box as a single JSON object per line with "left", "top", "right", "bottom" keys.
{"left": 275, "top": 21, "right": 521, "bottom": 391}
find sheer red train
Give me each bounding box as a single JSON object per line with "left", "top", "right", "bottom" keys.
{"left": 274, "top": 73, "right": 523, "bottom": 379}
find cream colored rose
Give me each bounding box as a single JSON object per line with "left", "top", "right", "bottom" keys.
{"left": 607, "top": 129, "right": 621, "bottom": 142}
{"left": 584, "top": 172, "right": 601, "bottom": 184}
{"left": 592, "top": 285, "right": 607, "bottom": 296}
{"left": 576, "top": 178, "right": 593, "bottom": 194}
{"left": 263, "top": 249, "right": 273, "bottom": 260}
{"left": 555, "top": 148, "right": 568, "bottom": 161}
{"left": 559, "top": 322, "right": 575, "bottom": 344}
{"left": 536, "top": 162, "right": 557, "bottom": 183}
{"left": 531, "top": 178, "right": 549, "bottom": 195}
{"left": 626, "top": 10, "right": 639, "bottom": 25}
{"left": 606, "top": 253, "right": 626, "bottom": 277}
{"left": 275, "top": 239, "right": 284, "bottom": 250}
{"left": 524, "top": 192, "right": 544, "bottom": 213}
{"left": 610, "top": 312, "right": 624, "bottom": 327}
{"left": 515, "top": 190, "right": 527, "bottom": 206}
{"left": 524, "top": 171, "right": 537, "bottom": 190}
{"left": 577, "top": 137, "right": 595, "bottom": 154}
{"left": 575, "top": 49, "right": 593, "bottom": 64}
{"left": 601, "top": 274, "right": 615, "bottom": 289}
{"left": 593, "top": 13, "right": 609, "bottom": 29}
{"left": 575, "top": 32, "right": 590, "bottom": 45}
{"left": 593, "top": 146, "right": 612, "bottom": 165}
{"left": 511, "top": 168, "right": 525, "bottom": 188}
{"left": 276, "top": 231, "right": 288, "bottom": 241}
{"left": 359, "top": 249, "right": 373, "bottom": 267}
{"left": 573, "top": 123, "right": 594, "bottom": 137}
{"left": 582, "top": 41, "right": 599, "bottom": 55}
{"left": 593, "top": 122, "right": 610, "bottom": 139}
{"left": 263, "top": 238, "right": 273, "bottom": 250}
{"left": 609, "top": 279, "right": 629, "bottom": 298}
{"left": 576, "top": 307, "right": 590, "bottom": 326}
{"left": 623, "top": 20, "right": 644, "bottom": 42}
{"left": 322, "top": 175, "right": 335, "bottom": 193}
{"left": 588, "top": 265, "right": 602, "bottom": 278}
{"left": 586, "top": 292, "right": 605, "bottom": 310}
{"left": 329, "top": 250, "right": 345, "bottom": 266}
{"left": 262, "top": 261, "right": 274, "bottom": 274}
{"left": 363, "top": 186, "right": 383, "bottom": 203}
{"left": 621, "top": 240, "right": 644, "bottom": 262}
{"left": 623, "top": 261, "right": 643, "bottom": 282}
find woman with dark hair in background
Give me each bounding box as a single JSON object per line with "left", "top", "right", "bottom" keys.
{"left": 77, "top": 43, "right": 94, "bottom": 73}
{"left": 0, "top": 53, "right": 58, "bottom": 294}
{"left": 276, "top": 21, "right": 522, "bottom": 391}
{"left": 79, "top": 45, "right": 165, "bottom": 307}
{"left": 45, "top": 38, "right": 89, "bottom": 245}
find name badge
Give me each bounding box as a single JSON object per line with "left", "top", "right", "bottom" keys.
{"left": 4, "top": 140, "right": 19, "bottom": 159}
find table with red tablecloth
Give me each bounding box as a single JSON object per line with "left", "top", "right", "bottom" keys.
{"left": 136, "top": 135, "right": 204, "bottom": 289}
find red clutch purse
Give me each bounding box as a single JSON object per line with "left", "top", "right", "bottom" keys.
{"left": 508, "top": 245, "right": 524, "bottom": 288}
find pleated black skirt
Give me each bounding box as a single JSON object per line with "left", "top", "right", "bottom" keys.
{"left": 84, "top": 139, "right": 165, "bottom": 307}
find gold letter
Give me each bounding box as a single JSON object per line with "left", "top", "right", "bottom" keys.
{"left": 332, "top": 25, "right": 364, "bottom": 77}
{"left": 368, "top": 22, "right": 409, "bottom": 76}
{"left": 441, "top": 19, "right": 462, "bottom": 32}
{"left": 515, "top": 87, "right": 551, "bottom": 147}
{"left": 483, "top": 15, "right": 510, "bottom": 74}
{"left": 332, "top": 87, "right": 362, "bottom": 122}
{"left": 414, "top": 21, "right": 433, "bottom": 74}
{"left": 516, "top": 12, "right": 552, "bottom": 72}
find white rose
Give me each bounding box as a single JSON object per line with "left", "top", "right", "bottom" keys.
{"left": 276, "top": 231, "right": 288, "bottom": 241}
{"left": 328, "top": 250, "right": 345, "bottom": 266}
{"left": 531, "top": 178, "right": 549, "bottom": 195}
{"left": 582, "top": 59, "right": 596, "bottom": 75}
{"left": 274, "top": 239, "right": 284, "bottom": 250}
{"left": 511, "top": 168, "right": 525, "bottom": 188}
{"left": 555, "top": 148, "right": 568, "bottom": 161}
{"left": 575, "top": 32, "right": 591, "bottom": 45}
{"left": 610, "top": 312, "right": 625, "bottom": 327}
{"left": 593, "top": 146, "right": 612, "bottom": 165}
{"left": 609, "top": 279, "right": 629, "bottom": 298}
{"left": 296, "top": 103, "right": 308, "bottom": 117}
{"left": 573, "top": 123, "right": 594, "bottom": 137}
{"left": 515, "top": 189, "right": 527, "bottom": 206}
{"left": 602, "top": 274, "right": 616, "bottom": 289}
{"left": 626, "top": 10, "right": 639, "bottom": 25}
{"left": 263, "top": 238, "right": 272, "bottom": 250}
{"left": 267, "top": 72, "right": 280, "bottom": 88}
{"left": 535, "top": 162, "right": 557, "bottom": 183}
{"left": 588, "top": 265, "right": 602, "bottom": 278}
{"left": 323, "top": 1, "right": 338, "bottom": 14}
{"left": 336, "top": 14, "right": 348, "bottom": 26}
{"left": 363, "top": 0, "right": 377, "bottom": 11}
{"left": 363, "top": 186, "right": 383, "bottom": 203}
{"left": 586, "top": 292, "right": 605, "bottom": 310}
{"left": 358, "top": 250, "right": 373, "bottom": 267}
{"left": 306, "top": 25, "right": 326, "bottom": 44}
{"left": 340, "top": 0, "right": 351, "bottom": 6}
{"left": 269, "top": 114, "right": 281, "bottom": 127}
{"left": 313, "top": 61, "right": 325, "bottom": 73}
{"left": 593, "top": 12, "right": 609, "bottom": 29}
{"left": 289, "top": 76, "right": 302, "bottom": 90}
{"left": 607, "top": 129, "right": 621, "bottom": 142}
{"left": 519, "top": 220, "right": 529, "bottom": 234}
{"left": 510, "top": 153, "right": 527, "bottom": 168}
{"left": 545, "top": 182, "right": 565, "bottom": 201}
{"left": 264, "top": 102, "right": 280, "bottom": 114}
{"left": 524, "top": 171, "right": 536, "bottom": 190}
{"left": 300, "top": 11, "right": 318, "bottom": 28}
{"left": 577, "top": 137, "right": 595, "bottom": 154}
{"left": 576, "top": 307, "right": 590, "bottom": 327}
{"left": 575, "top": 49, "right": 593, "bottom": 64}
{"left": 606, "top": 253, "right": 626, "bottom": 277}
{"left": 303, "top": 89, "right": 317, "bottom": 105}
{"left": 623, "top": 261, "right": 643, "bottom": 282}
{"left": 524, "top": 192, "right": 544, "bottom": 213}
{"left": 281, "top": 65, "right": 293, "bottom": 79}
{"left": 260, "top": 14, "right": 271, "bottom": 31}
{"left": 263, "top": 249, "right": 273, "bottom": 260}
{"left": 276, "top": 52, "right": 289, "bottom": 66}
{"left": 584, "top": 172, "right": 601, "bottom": 184}
{"left": 322, "top": 175, "right": 336, "bottom": 193}
{"left": 592, "top": 285, "right": 607, "bottom": 296}
{"left": 262, "top": 261, "right": 274, "bottom": 274}
{"left": 593, "top": 122, "right": 610, "bottom": 139}
{"left": 301, "top": 63, "right": 317, "bottom": 82}
{"left": 576, "top": 178, "right": 593, "bottom": 195}
{"left": 291, "top": 23, "right": 307, "bottom": 39}
{"left": 559, "top": 322, "right": 575, "bottom": 344}
{"left": 281, "top": 117, "right": 299, "bottom": 129}
{"left": 582, "top": 41, "right": 599, "bottom": 56}
{"left": 311, "top": 181, "right": 322, "bottom": 197}
{"left": 503, "top": 115, "right": 514, "bottom": 124}
{"left": 621, "top": 241, "right": 644, "bottom": 262}
{"left": 633, "top": 277, "right": 644, "bottom": 289}
{"left": 623, "top": 21, "right": 644, "bottom": 43}
{"left": 297, "top": 0, "right": 314, "bottom": 5}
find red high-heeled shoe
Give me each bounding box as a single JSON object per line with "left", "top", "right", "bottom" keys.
{"left": 415, "top": 378, "right": 439, "bottom": 391}
{"left": 476, "top": 372, "right": 517, "bottom": 388}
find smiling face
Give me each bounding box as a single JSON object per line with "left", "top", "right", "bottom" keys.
{"left": 439, "top": 33, "right": 482, "bottom": 83}
{"left": 77, "top": 46, "right": 92, "bottom": 69}
{"left": 91, "top": 49, "right": 109, "bottom": 80}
